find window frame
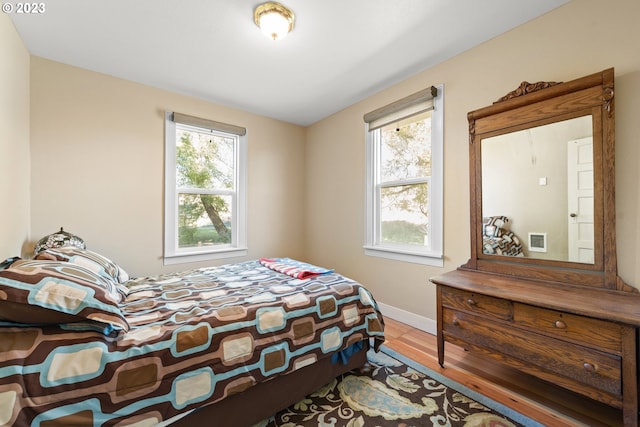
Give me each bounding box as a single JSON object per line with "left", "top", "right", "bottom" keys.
{"left": 164, "top": 112, "right": 247, "bottom": 265}
{"left": 364, "top": 84, "right": 444, "bottom": 266}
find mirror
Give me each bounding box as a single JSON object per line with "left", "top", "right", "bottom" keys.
{"left": 481, "top": 115, "right": 593, "bottom": 263}
{"left": 464, "top": 68, "right": 629, "bottom": 291}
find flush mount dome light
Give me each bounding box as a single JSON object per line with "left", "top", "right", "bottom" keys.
{"left": 254, "top": 2, "right": 295, "bottom": 41}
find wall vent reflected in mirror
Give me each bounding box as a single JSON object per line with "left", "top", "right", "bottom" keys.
{"left": 528, "top": 232, "right": 547, "bottom": 253}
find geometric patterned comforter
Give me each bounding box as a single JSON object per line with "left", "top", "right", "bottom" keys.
{"left": 0, "top": 260, "right": 385, "bottom": 426}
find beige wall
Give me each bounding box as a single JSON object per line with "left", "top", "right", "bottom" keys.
{"left": 29, "top": 58, "right": 307, "bottom": 277}
{"left": 6, "top": 0, "right": 640, "bottom": 326}
{"left": 0, "top": 13, "right": 30, "bottom": 257}
{"left": 305, "top": 0, "right": 640, "bottom": 322}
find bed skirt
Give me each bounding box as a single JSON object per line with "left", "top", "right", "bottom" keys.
{"left": 168, "top": 340, "right": 371, "bottom": 427}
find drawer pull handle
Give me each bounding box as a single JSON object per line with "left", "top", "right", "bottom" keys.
{"left": 466, "top": 298, "right": 477, "bottom": 306}
{"left": 583, "top": 362, "right": 597, "bottom": 373}
{"left": 554, "top": 320, "right": 567, "bottom": 329}
{"left": 452, "top": 318, "right": 460, "bottom": 326}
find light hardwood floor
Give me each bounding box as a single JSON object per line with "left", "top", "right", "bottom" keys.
{"left": 383, "top": 317, "right": 624, "bottom": 427}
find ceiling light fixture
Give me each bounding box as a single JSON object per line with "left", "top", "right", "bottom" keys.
{"left": 254, "top": 2, "right": 295, "bottom": 41}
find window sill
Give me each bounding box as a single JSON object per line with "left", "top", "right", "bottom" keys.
{"left": 363, "top": 245, "right": 443, "bottom": 267}
{"left": 164, "top": 247, "right": 248, "bottom": 266}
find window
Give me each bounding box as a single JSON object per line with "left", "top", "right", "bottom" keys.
{"left": 164, "top": 112, "right": 247, "bottom": 264}
{"left": 364, "top": 85, "right": 444, "bottom": 266}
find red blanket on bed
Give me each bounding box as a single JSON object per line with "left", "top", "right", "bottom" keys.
{"left": 259, "top": 257, "right": 334, "bottom": 279}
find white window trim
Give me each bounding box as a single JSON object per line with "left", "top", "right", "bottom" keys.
{"left": 364, "top": 84, "right": 444, "bottom": 267}
{"left": 164, "top": 112, "right": 247, "bottom": 265}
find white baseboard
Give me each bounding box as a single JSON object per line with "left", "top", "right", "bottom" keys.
{"left": 377, "top": 302, "right": 436, "bottom": 336}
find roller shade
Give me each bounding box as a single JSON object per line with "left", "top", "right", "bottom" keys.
{"left": 171, "top": 112, "right": 246, "bottom": 136}
{"left": 364, "top": 86, "right": 437, "bottom": 131}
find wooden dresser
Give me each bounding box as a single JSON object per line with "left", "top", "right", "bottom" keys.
{"left": 449, "top": 68, "right": 639, "bottom": 425}
{"left": 432, "top": 269, "right": 640, "bottom": 426}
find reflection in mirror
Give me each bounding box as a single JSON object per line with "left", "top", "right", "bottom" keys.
{"left": 481, "top": 115, "right": 593, "bottom": 263}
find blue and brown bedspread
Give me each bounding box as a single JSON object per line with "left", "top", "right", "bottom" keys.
{"left": 0, "top": 260, "right": 385, "bottom": 426}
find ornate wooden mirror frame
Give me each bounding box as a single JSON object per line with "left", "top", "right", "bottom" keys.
{"left": 462, "top": 68, "right": 631, "bottom": 291}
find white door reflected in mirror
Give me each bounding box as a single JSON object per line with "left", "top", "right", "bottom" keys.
{"left": 567, "top": 137, "right": 594, "bottom": 263}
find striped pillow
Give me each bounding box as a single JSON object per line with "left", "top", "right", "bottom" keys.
{"left": 0, "top": 259, "right": 129, "bottom": 334}
{"left": 36, "top": 247, "right": 130, "bottom": 298}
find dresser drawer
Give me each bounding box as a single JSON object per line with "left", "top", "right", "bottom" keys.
{"left": 443, "top": 308, "right": 622, "bottom": 397}
{"left": 513, "top": 303, "right": 623, "bottom": 354}
{"left": 440, "top": 286, "right": 512, "bottom": 321}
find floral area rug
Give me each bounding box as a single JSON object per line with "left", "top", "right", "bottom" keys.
{"left": 254, "top": 346, "right": 540, "bottom": 427}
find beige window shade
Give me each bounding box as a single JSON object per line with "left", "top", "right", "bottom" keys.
{"left": 171, "top": 112, "right": 246, "bottom": 136}
{"left": 364, "top": 86, "right": 437, "bottom": 131}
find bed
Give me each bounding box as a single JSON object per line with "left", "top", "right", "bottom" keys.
{"left": 0, "top": 249, "right": 385, "bottom": 426}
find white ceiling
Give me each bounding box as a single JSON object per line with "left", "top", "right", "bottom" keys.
{"left": 10, "top": 0, "right": 568, "bottom": 126}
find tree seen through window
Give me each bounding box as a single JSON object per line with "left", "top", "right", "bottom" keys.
{"left": 176, "top": 127, "right": 235, "bottom": 248}
{"left": 378, "top": 111, "right": 432, "bottom": 246}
